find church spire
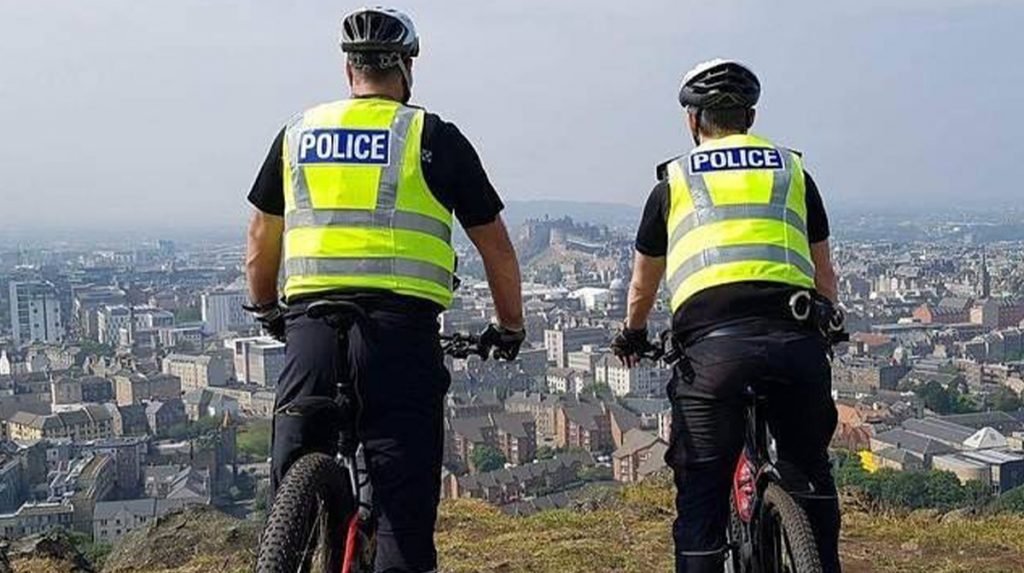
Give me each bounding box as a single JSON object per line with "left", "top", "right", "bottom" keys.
{"left": 978, "top": 248, "right": 991, "bottom": 299}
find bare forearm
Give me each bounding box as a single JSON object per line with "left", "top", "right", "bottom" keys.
{"left": 625, "top": 252, "right": 666, "bottom": 330}
{"left": 246, "top": 211, "right": 284, "bottom": 304}
{"left": 483, "top": 251, "right": 523, "bottom": 329}
{"left": 467, "top": 218, "right": 524, "bottom": 329}
{"left": 810, "top": 240, "right": 838, "bottom": 303}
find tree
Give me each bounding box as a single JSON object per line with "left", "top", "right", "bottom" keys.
{"left": 69, "top": 530, "right": 113, "bottom": 568}
{"left": 577, "top": 465, "right": 613, "bottom": 482}
{"left": 470, "top": 445, "right": 507, "bottom": 473}
{"left": 536, "top": 446, "right": 556, "bottom": 461}
{"left": 923, "top": 470, "right": 967, "bottom": 510}
{"left": 914, "top": 381, "right": 978, "bottom": 415}
{"left": 237, "top": 419, "right": 272, "bottom": 461}
{"left": 962, "top": 479, "right": 994, "bottom": 510}
{"left": 834, "top": 450, "right": 871, "bottom": 489}
{"left": 991, "top": 485, "right": 1024, "bottom": 513}
{"left": 990, "top": 386, "right": 1023, "bottom": 412}
{"left": 916, "top": 380, "right": 954, "bottom": 414}
{"left": 877, "top": 469, "right": 929, "bottom": 509}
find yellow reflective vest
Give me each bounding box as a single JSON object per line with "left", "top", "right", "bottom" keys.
{"left": 665, "top": 134, "right": 816, "bottom": 312}
{"left": 281, "top": 98, "right": 455, "bottom": 307}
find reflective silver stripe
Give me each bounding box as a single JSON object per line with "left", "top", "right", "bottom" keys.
{"left": 286, "top": 257, "right": 452, "bottom": 289}
{"left": 668, "top": 204, "right": 807, "bottom": 246}
{"left": 285, "top": 116, "right": 313, "bottom": 210}
{"left": 769, "top": 150, "right": 793, "bottom": 206}
{"left": 682, "top": 161, "right": 714, "bottom": 219}
{"left": 285, "top": 209, "right": 451, "bottom": 243}
{"left": 376, "top": 106, "right": 418, "bottom": 210}
{"left": 679, "top": 547, "right": 727, "bottom": 557}
{"left": 667, "top": 244, "right": 815, "bottom": 293}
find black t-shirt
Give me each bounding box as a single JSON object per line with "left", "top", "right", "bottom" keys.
{"left": 635, "top": 170, "right": 831, "bottom": 342}
{"left": 249, "top": 110, "right": 503, "bottom": 228}
{"left": 248, "top": 102, "right": 504, "bottom": 312}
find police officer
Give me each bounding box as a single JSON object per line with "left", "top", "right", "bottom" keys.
{"left": 612, "top": 59, "right": 842, "bottom": 573}
{"left": 244, "top": 8, "right": 525, "bottom": 572}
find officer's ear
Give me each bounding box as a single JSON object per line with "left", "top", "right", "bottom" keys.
{"left": 686, "top": 111, "right": 699, "bottom": 136}
{"left": 345, "top": 60, "right": 355, "bottom": 87}
{"left": 745, "top": 109, "right": 756, "bottom": 130}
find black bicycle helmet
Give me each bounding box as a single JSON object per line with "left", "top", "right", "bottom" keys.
{"left": 340, "top": 7, "right": 419, "bottom": 59}
{"left": 678, "top": 59, "right": 761, "bottom": 110}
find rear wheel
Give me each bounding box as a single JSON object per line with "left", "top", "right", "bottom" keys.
{"left": 726, "top": 495, "right": 751, "bottom": 573}
{"left": 756, "top": 483, "right": 822, "bottom": 573}
{"left": 256, "top": 453, "right": 355, "bottom": 573}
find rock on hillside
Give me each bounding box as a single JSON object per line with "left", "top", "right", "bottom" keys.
{"left": 1, "top": 529, "right": 94, "bottom": 573}
{"left": 102, "top": 506, "right": 258, "bottom": 573}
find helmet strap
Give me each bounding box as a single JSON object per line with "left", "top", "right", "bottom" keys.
{"left": 396, "top": 58, "right": 413, "bottom": 104}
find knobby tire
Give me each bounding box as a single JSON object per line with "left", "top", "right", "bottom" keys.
{"left": 758, "top": 483, "right": 822, "bottom": 573}
{"left": 256, "top": 453, "right": 354, "bottom": 573}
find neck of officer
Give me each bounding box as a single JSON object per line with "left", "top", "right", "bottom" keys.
{"left": 350, "top": 76, "right": 405, "bottom": 102}
{"left": 697, "top": 129, "right": 747, "bottom": 145}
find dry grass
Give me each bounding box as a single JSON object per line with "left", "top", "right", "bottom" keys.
{"left": 11, "top": 478, "right": 1024, "bottom": 573}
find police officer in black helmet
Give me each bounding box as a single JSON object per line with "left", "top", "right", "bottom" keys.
{"left": 246, "top": 6, "right": 525, "bottom": 573}
{"left": 612, "top": 59, "right": 843, "bottom": 572}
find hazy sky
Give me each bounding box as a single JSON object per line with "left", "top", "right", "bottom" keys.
{"left": 1, "top": 0, "right": 1021, "bottom": 233}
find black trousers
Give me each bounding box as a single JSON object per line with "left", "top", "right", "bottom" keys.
{"left": 271, "top": 306, "right": 449, "bottom": 573}
{"left": 666, "top": 328, "right": 841, "bottom": 573}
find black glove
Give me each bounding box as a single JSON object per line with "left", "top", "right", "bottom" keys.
{"left": 479, "top": 324, "right": 526, "bottom": 361}
{"left": 611, "top": 327, "right": 651, "bottom": 366}
{"left": 243, "top": 301, "right": 286, "bottom": 342}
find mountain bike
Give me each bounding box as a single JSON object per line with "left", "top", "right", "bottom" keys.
{"left": 254, "top": 299, "right": 491, "bottom": 573}
{"left": 642, "top": 323, "right": 846, "bottom": 573}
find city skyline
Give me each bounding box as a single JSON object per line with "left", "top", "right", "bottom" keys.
{"left": 2, "top": 1, "right": 1023, "bottom": 233}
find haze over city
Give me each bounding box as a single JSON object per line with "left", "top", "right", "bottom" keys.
{"left": 1, "top": 0, "right": 1023, "bottom": 235}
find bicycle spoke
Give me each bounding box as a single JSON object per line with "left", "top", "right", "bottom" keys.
{"left": 298, "top": 498, "right": 326, "bottom": 572}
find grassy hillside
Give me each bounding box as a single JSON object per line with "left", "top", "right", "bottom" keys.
{"left": 9, "top": 477, "right": 1024, "bottom": 572}
{"left": 436, "top": 477, "right": 1024, "bottom": 573}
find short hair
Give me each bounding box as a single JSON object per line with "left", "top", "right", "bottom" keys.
{"left": 697, "top": 107, "right": 752, "bottom": 136}
{"left": 348, "top": 52, "right": 404, "bottom": 83}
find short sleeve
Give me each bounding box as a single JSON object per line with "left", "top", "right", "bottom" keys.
{"left": 803, "top": 170, "right": 830, "bottom": 243}
{"left": 635, "top": 181, "right": 670, "bottom": 257}
{"left": 247, "top": 128, "right": 286, "bottom": 216}
{"left": 421, "top": 115, "right": 504, "bottom": 229}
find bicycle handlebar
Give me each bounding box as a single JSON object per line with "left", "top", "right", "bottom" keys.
{"left": 440, "top": 332, "right": 491, "bottom": 360}
{"left": 635, "top": 330, "right": 682, "bottom": 365}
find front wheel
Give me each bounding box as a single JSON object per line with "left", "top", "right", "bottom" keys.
{"left": 256, "top": 453, "right": 354, "bottom": 573}
{"left": 756, "top": 483, "right": 822, "bottom": 573}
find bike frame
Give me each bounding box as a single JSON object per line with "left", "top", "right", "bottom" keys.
{"left": 339, "top": 444, "right": 373, "bottom": 573}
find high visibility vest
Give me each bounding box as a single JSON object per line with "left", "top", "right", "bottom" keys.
{"left": 281, "top": 98, "right": 455, "bottom": 307}
{"left": 665, "top": 133, "right": 816, "bottom": 312}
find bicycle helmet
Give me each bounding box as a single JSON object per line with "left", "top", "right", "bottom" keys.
{"left": 340, "top": 7, "right": 420, "bottom": 60}
{"left": 678, "top": 59, "right": 760, "bottom": 110}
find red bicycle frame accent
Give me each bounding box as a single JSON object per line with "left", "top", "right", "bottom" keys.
{"left": 733, "top": 449, "right": 756, "bottom": 524}
{"left": 341, "top": 513, "right": 361, "bottom": 573}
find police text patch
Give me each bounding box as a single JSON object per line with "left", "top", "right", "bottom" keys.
{"left": 297, "top": 129, "right": 390, "bottom": 165}
{"left": 688, "top": 147, "right": 784, "bottom": 174}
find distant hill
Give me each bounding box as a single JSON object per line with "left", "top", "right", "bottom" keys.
{"left": 503, "top": 200, "right": 643, "bottom": 230}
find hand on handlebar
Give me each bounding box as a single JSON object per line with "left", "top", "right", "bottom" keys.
{"left": 479, "top": 324, "right": 526, "bottom": 361}
{"left": 243, "top": 301, "right": 286, "bottom": 343}
{"left": 611, "top": 326, "right": 654, "bottom": 368}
